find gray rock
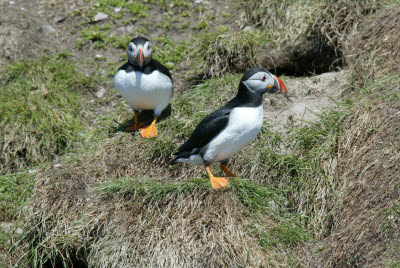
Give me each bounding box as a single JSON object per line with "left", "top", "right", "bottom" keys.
{"left": 93, "top": 12, "right": 108, "bottom": 22}
{"left": 53, "top": 16, "right": 66, "bottom": 24}
{"left": 95, "top": 87, "right": 106, "bottom": 99}
{"left": 116, "top": 26, "right": 133, "bottom": 33}
{"left": 243, "top": 26, "right": 253, "bottom": 32}
{"left": 40, "top": 24, "right": 56, "bottom": 33}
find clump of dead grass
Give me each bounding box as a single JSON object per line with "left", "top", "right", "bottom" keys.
{"left": 241, "top": 0, "right": 380, "bottom": 74}
{"left": 303, "top": 76, "right": 400, "bottom": 267}
{"left": 308, "top": 0, "right": 379, "bottom": 57}
{"left": 346, "top": 3, "right": 400, "bottom": 83}
{"left": 240, "top": 0, "right": 321, "bottom": 47}
{"left": 20, "top": 170, "right": 301, "bottom": 267}
{"left": 186, "top": 28, "right": 269, "bottom": 78}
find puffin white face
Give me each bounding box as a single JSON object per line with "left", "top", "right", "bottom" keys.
{"left": 243, "top": 71, "right": 287, "bottom": 95}
{"left": 128, "top": 40, "right": 153, "bottom": 68}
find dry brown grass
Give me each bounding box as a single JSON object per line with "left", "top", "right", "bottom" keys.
{"left": 21, "top": 155, "right": 291, "bottom": 267}
{"left": 301, "top": 88, "right": 400, "bottom": 267}
{"left": 242, "top": 0, "right": 381, "bottom": 75}
{"left": 309, "top": 0, "right": 379, "bottom": 56}
{"left": 186, "top": 30, "right": 267, "bottom": 78}
{"left": 346, "top": 3, "right": 400, "bottom": 83}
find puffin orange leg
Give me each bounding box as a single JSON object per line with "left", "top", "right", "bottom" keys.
{"left": 205, "top": 166, "right": 228, "bottom": 189}
{"left": 125, "top": 111, "right": 145, "bottom": 132}
{"left": 220, "top": 163, "right": 236, "bottom": 177}
{"left": 139, "top": 115, "right": 158, "bottom": 138}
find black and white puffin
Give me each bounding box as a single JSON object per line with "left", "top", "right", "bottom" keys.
{"left": 171, "top": 67, "right": 287, "bottom": 189}
{"left": 113, "top": 36, "right": 173, "bottom": 138}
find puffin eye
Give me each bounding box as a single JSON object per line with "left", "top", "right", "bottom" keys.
{"left": 261, "top": 76, "right": 266, "bottom": 82}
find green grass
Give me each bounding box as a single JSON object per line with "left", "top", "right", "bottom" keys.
{"left": 0, "top": 172, "right": 35, "bottom": 265}
{"left": 97, "top": 176, "right": 287, "bottom": 216}
{"left": 0, "top": 54, "right": 101, "bottom": 173}
{"left": 381, "top": 204, "right": 400, "bottom": 236}
{"left": 0, "top": 173, "right": 34, "bottom": 221}
{"left": 388, "top": 259, "right": 400, "bottom": 268}
{"left": 255, "top": 220, "right": 310, "bottom": 249}
{"left": 97, "top": 177, "right": 210, "bottom": 202}
{"left": 153, "top": 36, "right": 187, "bottom": 69}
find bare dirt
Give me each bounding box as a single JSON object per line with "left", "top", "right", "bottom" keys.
{"left": 264, "top": 71, "right": 348, "bottom": 134}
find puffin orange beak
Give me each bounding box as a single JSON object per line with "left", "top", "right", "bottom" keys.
{"left": 138, "top": 48, "right": 144, "bottom": 67}
{"left": 275, "top": 76, "right": 287, "bottom": 94}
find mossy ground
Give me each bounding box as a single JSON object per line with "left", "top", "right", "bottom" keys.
{"left": 1, "top": 0, "right": 399, "bottom": 267}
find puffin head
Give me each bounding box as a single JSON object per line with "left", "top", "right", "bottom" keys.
{"left": 241, "top": 67, "right": 287, "bottom": 96}
{"left": 127, "top": 36, "right": 153, "bottom": 68}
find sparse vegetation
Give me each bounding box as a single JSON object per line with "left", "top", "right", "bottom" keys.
{"left": 1, "top": 0, "right": 400, "bottom": 267}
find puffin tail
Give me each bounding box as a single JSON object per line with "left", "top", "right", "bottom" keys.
{"left": 169, "top": 151, "right": 192, "bottom": 165}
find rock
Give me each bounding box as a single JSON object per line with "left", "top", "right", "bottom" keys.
{"left": 40, "top": 24, "right": 56, "bottom": 33}
{"left": 95, "top": 87, "right": 106, "bottom": 99}
{"left": 292, "top": 102, "right": 307, "bottom": 115}
{"left": 53, "top": 16, "right": 66, "bottom": 24}
{"left": 93, "top": 12, "right": 108, "bottom": 22}
{"left": 243, "top": 26, "right": 253, "bottom": 32}
{"left": 114, "top": 7, "right": 122, "bottom": 13}
{"left": 16, "top": 228, "right": 23, "bottom": 234}
{"left": 116, "top": 26, "right": 133, "bottom": 33}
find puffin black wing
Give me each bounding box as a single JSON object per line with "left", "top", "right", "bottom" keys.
{"left": 142, "top": 59, "right": 172, "bottom": 80}
{"left": 171, "top": 104, "right": 235, "bottom": 164}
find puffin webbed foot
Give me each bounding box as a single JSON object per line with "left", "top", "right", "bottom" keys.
{"left": 139, "top": 124, "right": 158, "bottom": 138}
{"left": 139, "top": 115, "right": 159, "bottom": 138}
{"left": 210, "top": 176, "right": 229, "bottom": 189}
{"left": 205, "top": 166, "right": 228, "bottom": 189}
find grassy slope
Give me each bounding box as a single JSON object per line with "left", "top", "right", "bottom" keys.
{"left": 1, "top": 0, "right": 399, "bottom": 267}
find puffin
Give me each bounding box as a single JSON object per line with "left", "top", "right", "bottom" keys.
{"left": 171, "top": 67, "right": 287, "bottom": 189}
{"left": 113, "top": 36, "right": 173, "bottom": 138}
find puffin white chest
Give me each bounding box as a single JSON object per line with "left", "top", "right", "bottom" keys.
{"left": 205, "top": 105, "right": 264, "bottom": 162}
{"left": 113, "top": 69, "right": 172, "bottom": 112}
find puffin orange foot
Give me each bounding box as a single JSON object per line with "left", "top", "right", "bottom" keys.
{"left": 125, "top": 121, "right": 145, "bottom": 132}
{"left": 139, "top": 124, "right": 158, "bottom": 138}
{"left": 210, "top": 176, "right": 229, "bottom": 189}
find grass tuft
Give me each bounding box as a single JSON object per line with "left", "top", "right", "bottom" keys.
{"left": 186, "top": 29, "right": 270, "bottom": 78}
{"left": 0, "top": 55, "right": 100, "bottom": 173}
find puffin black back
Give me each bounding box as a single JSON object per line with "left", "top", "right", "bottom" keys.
{"left": 118, "top": 59, "right": 172, "bottom": 81}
